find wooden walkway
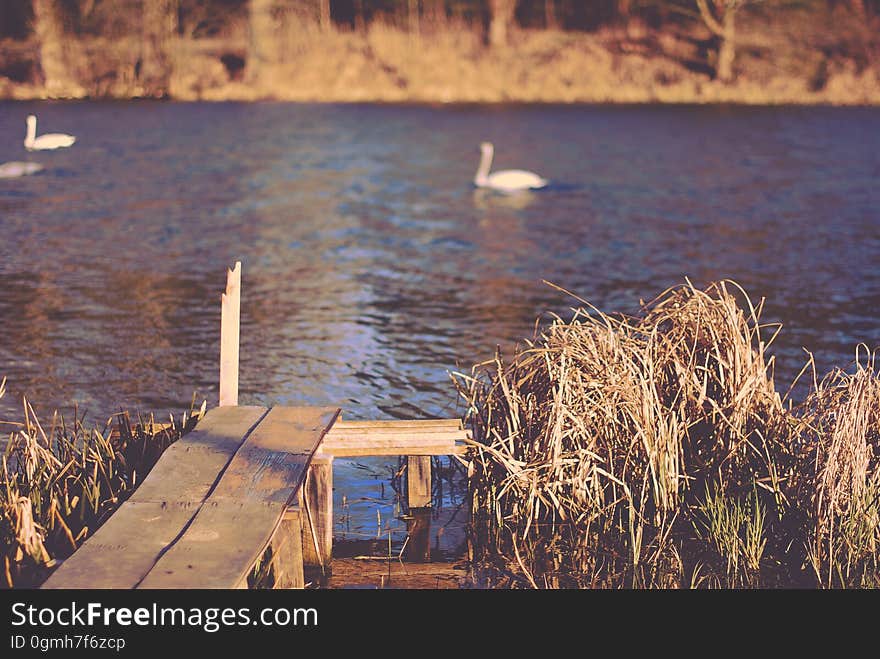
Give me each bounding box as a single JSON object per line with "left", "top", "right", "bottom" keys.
{"left": 44, "top": 406, "right": 468, "bottom": 589}
{"left": 43, "top": 262, "right": 470, "bottom": 589}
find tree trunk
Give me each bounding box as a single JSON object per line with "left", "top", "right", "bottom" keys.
{"left": 424, "top": 0, "right": 446, "bottom": 30}
{"left": 140, "top": 0, "right": 178, "bottom": 98}
{"left": 544, "top": 0, "right": 558, "bottom": 29}
{"left": 488, "top": 0, "right": 516, "bottom": 48}
{"left": 32, "top": 0, "right": 84, "bottom": 98}
{"left": 408, "top": 0, "right": 420, "bottom": 36}
{"left": 354, "top": 0, "right": 365, "bottom": 33}
{"left": 319, "top": 0, "right": 331, "bottom": 30}
{"left": 246, "top": 0, "right": 280, "bottom": 84}
{"left": 696, "top": 0, "right": 737, "bottom": 83}
{"left": 848, "top": 0, "right": 866, "bottom": 16}
{"left": 716, "top": 4, "right": 736, "bottom": 83}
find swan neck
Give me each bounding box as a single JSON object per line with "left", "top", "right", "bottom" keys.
{"left": 474, "top": 147, "right": 493, "bottom": 186}
{"left": 25, "top": 120, "right": 35, "bottom": 146}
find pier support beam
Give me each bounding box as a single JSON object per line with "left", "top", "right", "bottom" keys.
{"left": 271, "top": 508, "right": 305, "bottom": 589}
{"left": 300, "top": 454, "right": 334, "bottom": 576}
{"left": 405, "top": 455, "right": 432, "bottom": 562}
{"left": 407, "top": 455, "right": 432, "bottom": 508}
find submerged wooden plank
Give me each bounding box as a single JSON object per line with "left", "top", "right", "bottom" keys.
{"left": 42, "top": 406, "right": 268, "bottom": 589}
{"left": 139, "top": 406, "right": 339, "bottom": 589}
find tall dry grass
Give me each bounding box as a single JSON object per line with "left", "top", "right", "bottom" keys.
{"left": 797, "top": 351, "right": 880, "bottom": 588}
{"left": 455, "top": 280, "right": 879, "bottom": 588}
{"left": 0, "top": 380, "right": 204, "bottom": 588}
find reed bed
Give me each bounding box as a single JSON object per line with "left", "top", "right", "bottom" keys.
{"left": 454, "top": 280, "right": 879, "bottom": 588}
{"left": 0, "top": 382, "right": 204, "bottom": 588}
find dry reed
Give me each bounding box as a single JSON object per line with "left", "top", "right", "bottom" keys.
{"left": 0, "top": 385, "right": 205, "bottom": 588}
{"left": 455, "top": 280, "right": 879, "bottom": 588}
{"left": 797, "top": 349, "right": 880, "bottom": 588}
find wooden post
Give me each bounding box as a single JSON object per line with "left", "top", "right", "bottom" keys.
{"left": 404, "top": 508, "right": 432, "bottom": 563}
{"left": 407, "top": 455, "right": 432, "bottom": 508}
{"left": 272, "top": 508, "right": 305, "bottom": 589}
{"left": 405, "top": 455, "right": 432, "bottom": 562}
{"left": 219, "top": 261, "right": 241, "bottom": 407}
{"left": 300, "top": 454, "right": 333, "bottom": 574}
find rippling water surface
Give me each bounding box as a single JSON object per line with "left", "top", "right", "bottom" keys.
{"left": 1, "top": 102, "right": 878, "bottom": 541}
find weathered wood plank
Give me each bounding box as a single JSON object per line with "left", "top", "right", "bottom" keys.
{"left": 325, "top": 429, "right": 467, "bottom": 440}
{"left": 42, "top": 406, "right": 268, "bottom": 589}
{"left": 139, "top": 406, "right": 339, "bottom": 589}
{"left": 331, "top": 419, "right": 463, "bottom": 430}
{"left": 319, "top": 437, "right": 460, "bottom": 457}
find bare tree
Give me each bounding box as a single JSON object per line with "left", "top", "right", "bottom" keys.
{"left": 140, "top": 0, "right": 177, "bottom": 98}
{"left": 246, "top": 0, "right": 281, "bottom": 84}
{"left": 319, "top": 0, "right": 331, "bottom": 30}
{"left": 408, "top": 0, "right": 420, "bottom": 36}
{"left": 696, "top": 0, "right": 750, "bottom": 83}
{"left": 424, "top": 0, "right": 446, "bottom": 30}
{"left": 32, "top": 0, "right": 84, "bottom": 97}
{"left": 354, "top": 0, "right": 365, "bottom": 32}
{"left": 488, "top": 0, "right": 517, "bottom": 48}
{"left": 545, "top": 0, "right": 558, "bottom": 29}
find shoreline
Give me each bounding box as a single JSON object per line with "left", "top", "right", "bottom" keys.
{"left": 4, "top": 16, "right": 880, "bottom": 108}
{"left": 5, "top": 85, "right": 879, "bottom": 108}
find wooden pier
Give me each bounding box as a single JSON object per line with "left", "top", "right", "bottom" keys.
{"left": 44, "top": 262, "right": 470, "bottom": 589}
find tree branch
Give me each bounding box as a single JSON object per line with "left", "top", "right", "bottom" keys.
{"left": 696, "top": 0, "right": 726, "bottom": 37}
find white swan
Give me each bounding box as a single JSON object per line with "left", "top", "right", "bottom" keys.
{"left": 0, "top": 161, "right": 44, "bottom": 178}
{"left": 473, "top": 141, "right": 547, "bottom": 192}
{"left": 24, "top": 115, "right": 76, "bottom": 151}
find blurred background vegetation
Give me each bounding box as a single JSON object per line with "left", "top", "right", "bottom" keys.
{"left": 1, "top": 1, "right": 878, "bottom": 102}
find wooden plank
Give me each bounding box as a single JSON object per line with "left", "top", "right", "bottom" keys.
{"left": 407, "top": 455, "right": 432, "bottom": 508}
{"left": 325, "top": 428, "right": 468, "bottom": 440}
{"left": 300, "top": 454, "right": 333, "bottom": 571}
{"left": 138, "top": 406, "right": 339, "bottom": 589}
{"left": 43, "top": 406, "right": 268, "bottom": 589}
{"left": 219, "top": 261, "right": 241, "bottom": 407}
{"left": 331, "top": 419, "right": 463, "bottom": 430}
{"left": 42, "top": 502, "right": 199, "bottom": 589}
{"left": 270, "top": 508, "right": 304, "bottom": 589}
{"left": 321, "top": 437, "right": 458, "bottom": 458}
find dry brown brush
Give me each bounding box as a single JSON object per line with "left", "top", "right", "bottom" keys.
{"left": 454, "top": 280, "right": 879, "bottom": 588}
{"left": 0, "top": 382, "right": 204, "bottom": 588}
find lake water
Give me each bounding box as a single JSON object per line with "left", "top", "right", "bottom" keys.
{"left": 1, "top": 102, "right": 878, "bottom": 546}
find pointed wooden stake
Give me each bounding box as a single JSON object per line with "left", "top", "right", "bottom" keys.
{"left": 219, "top": 261, "right": 241, "bottom": 407}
